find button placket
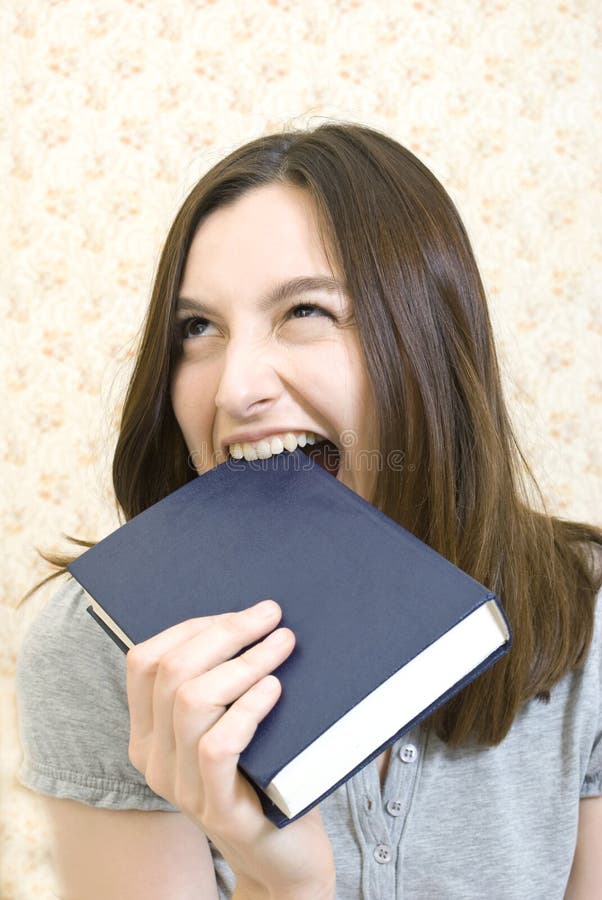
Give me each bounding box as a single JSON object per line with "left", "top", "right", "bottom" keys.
{"left": 347, "top": 762, "right": 398, "bottom": 900}
{"left": 382, "top": 729, "right": 425, "bottom": 847}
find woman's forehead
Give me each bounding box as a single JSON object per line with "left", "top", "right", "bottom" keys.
{"left": 180, "top": 185, "right": 339, "bottom": 298}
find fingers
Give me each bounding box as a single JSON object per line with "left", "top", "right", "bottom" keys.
{"left": 126, "top": 599, "right": 282, "bottom": 741}
{"left": 173, "top": 627, "right": 295, "bottom": 735}
{"left": 159, "top": 626, "right": 295, "bottom": 795}
{"left": 176, "top": 674, "right": 283, "bottom": 828}
{"left": 126, "top": 598, "right": 295, "bottom": 829}
{"left": 154, "top": 600, "right": 283, "bottom": 701}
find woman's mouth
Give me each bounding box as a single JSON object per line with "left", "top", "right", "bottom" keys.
{"left": 225, "top": 431, "right": 341, "bottom": 477}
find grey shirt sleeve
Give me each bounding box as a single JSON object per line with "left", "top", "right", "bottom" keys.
{"left": 15, "top": 576, "right": 178, "bottom": 811}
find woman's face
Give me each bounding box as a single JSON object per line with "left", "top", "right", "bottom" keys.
{"left": 170, "top": 182, "right": 378, "bottom": 501}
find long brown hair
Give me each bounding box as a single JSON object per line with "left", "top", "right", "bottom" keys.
{"left": 20, "top": 121, "right": 602, "bottom": 746}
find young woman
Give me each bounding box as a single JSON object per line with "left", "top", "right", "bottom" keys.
{"left": 16, "top": 122, "right": 602, "bottom": 899}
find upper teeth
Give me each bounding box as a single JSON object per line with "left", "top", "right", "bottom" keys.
{"left": 227, "top": 431, "right": 322, "bottom": 461}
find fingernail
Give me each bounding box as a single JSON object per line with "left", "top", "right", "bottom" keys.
{"left": 258, "top": 675, "right": 280, "bottom": 695}
{"left": 265, "top": 628, "right": 290, "bottom": 646}
{"left": 253, "top": 599, "right": 278, "bottom": 618}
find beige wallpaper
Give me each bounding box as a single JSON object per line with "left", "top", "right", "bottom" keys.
{"left": 3, "top": 1, "right": 601, "bottom": 896}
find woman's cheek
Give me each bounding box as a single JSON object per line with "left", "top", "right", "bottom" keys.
{"left": 170, "top": 365, "right": 218, "bottom": 471}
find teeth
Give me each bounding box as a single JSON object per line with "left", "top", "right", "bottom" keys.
{"left": 283, "top": 432, "right": 298, "bottom": 451}
{"left": 256, "top": 440, "right": 272, "bottom": 459}
{"left": 227, "top": 431, "right": 324, "bottom": 461}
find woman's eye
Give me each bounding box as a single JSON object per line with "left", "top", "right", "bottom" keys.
{"left": 288, "top": 302, "right": 332, "bottom": 319}
{"left": 176, "top": 303, "right": 332, "bottom": 345}
{"left": 177, "top": 316, "right": 212, "bottom": 340}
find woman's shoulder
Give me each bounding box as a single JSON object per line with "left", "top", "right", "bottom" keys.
{"left": 15, "top": 575, "right": 177, "bottom": 811}
{"left": 16, "top": 575, "right": 127, "bottom": 711}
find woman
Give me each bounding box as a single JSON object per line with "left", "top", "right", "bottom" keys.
{"left": 16, "top": 122, "right": 602, "bottom": 899}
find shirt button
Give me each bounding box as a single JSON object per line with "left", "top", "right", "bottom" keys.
{"left": 374, "top": 843, "right": 392, "bottom": 864}
{"left": 386, "top": 798, "right": 403, "bottom": 817}
{"left": 399, "top": 743, "right": 417, "bottom": 763}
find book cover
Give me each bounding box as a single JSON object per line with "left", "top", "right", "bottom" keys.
{"left": 67, "top": 447, "right": 512, "bottom": 827}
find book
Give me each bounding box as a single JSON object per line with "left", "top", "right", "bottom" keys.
{"left": 67, "top": 447, "right": 512, "bottom": 827}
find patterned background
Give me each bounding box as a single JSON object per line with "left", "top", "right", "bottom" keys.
{"left": 2, "top": 0, "right": 600, "bottom": 895}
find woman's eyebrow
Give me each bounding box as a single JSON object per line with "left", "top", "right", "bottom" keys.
{"left": 176, "top": 275, "right": 345, "bottom": 316}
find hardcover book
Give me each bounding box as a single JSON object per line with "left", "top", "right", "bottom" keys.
{"left": 67, "top": 447, "right": 512, "bottom": 827}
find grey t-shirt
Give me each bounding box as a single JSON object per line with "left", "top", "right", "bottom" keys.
{"left": 15, "top": 577, "right": 602, "bottom": 899}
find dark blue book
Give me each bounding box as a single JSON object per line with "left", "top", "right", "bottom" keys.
{"left": 67, "top": 447, "right": 511, "bottom": 828}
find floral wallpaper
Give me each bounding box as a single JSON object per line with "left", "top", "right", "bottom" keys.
{"left": 3, "top": 0, "right": 600, "bottom": 896}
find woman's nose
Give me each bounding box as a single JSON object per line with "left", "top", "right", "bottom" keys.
{"left": 213, "top": 338, "right": 283, "bottom": 418}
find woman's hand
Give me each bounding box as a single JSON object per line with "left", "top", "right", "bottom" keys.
{"left": 125, "top": 599, "right": 336, "bottom": 900}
